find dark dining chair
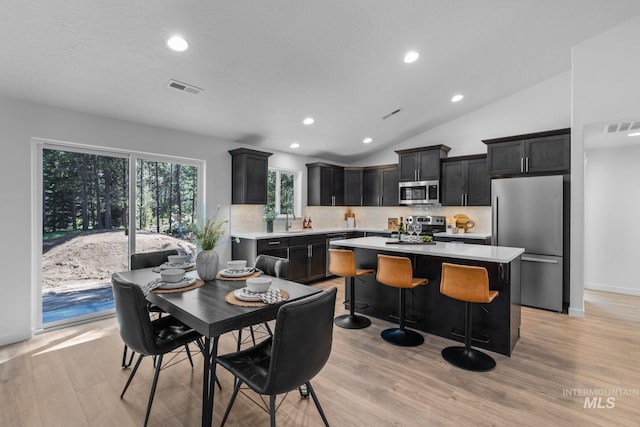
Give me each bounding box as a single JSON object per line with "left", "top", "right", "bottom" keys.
{"left": 111, "top": 272, "right": 203, "bottom": 427}
{"left": 218, "top": 287, "right": 337, "bottom": 427}
{"left": 121, "top": 249, "right": 180, "bottom": 368}
{"left": 235, "top": 254, "right": 290, "bottom": 350}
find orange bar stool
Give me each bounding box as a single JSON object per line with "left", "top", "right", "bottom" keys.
{"left": 376, "top": 254, "right": 427, "bottom": 346}
{"left": 440, "top": 262, "right": 499, "bottom": 372}
{"left": 329, "top": 249, "right": 375, "bottom": 329}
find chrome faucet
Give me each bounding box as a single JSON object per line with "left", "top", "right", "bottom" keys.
{"left": 286, "top": 208, "right": 296, "bottom": 231}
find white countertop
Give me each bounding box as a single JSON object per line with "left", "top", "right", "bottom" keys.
{"left": 329, "top": 236, "right": 524, "bottom": 263}
{"left": 231, "top": 227, "right": 393, "bottom": 240}
{"left": 433, "top": 231, "right": 492, "bottom": 240}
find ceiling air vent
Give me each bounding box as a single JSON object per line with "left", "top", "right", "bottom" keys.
{"left": 166, "top": 79, "right": 203, "bottom": 95}
{"left": 604, "top": 120, "right": 640, "bottom": 134}
{"left": 382, "top": 108, "right": 402, "bottom": 119}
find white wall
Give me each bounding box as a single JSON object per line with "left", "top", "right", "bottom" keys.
{"left": 572, "top": 16, "right": 640, "bottom": 316}
{"left": 355, "top": 72, "right": 571, "bottom": 165}
{"left": 0, "top": 95, "right": 327, "bottom": 346}
{"left": 584, "top": 146, "right": 640, "bottom": 295}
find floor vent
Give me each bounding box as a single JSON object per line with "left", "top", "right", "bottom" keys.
{"left": 166, "top": 79, "right": 203, "bottom": 95}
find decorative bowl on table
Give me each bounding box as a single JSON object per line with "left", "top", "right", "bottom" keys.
{"left": 227, "top": 260, "right": 247, "bottom": 271}
{"left": 167, "top": 254, "right": 189, "bottom": 265}
{"left": 246, "top": 277, "right": 272, "bottom": 293}
{"left": 161, "top": 268, "right": 186, "bottom": 283}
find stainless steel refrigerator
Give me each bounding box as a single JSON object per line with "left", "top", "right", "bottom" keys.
{"left": 492, "top": 175, "right": 564, "bottom": 312}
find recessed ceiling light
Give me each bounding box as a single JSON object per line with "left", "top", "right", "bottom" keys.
{"left": 363, "top": 137, "right": 373, "bottom": 144}
{"left": 290, "top": 142, "right": 300, "bottom": 149}
{"left": 628, "top": 132, "right": 640, "bottom": 137}
{"left": 451, "top": 94, "right": 464, "bottom": 103}
{"left": 403, "top": 51, "right": 420, "bottom": 64}
{"left": 167, "top": 35, "right": 189, "bottom": 52}
{"left": 303, "top": 117, "right": 315, "bottom": 125}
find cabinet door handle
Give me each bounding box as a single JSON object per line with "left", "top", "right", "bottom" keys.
{"left": 461, "top": 194, "right": 464, "bottom": 206}
{"left": 525, "top": 157, "right": 529, "bottom": 172}
{"left": 417, "top": 169, "right": 420, "bottom": 181}
{"left": 465, "top": 193, "right": 468, "bottom": 206}
{"left": 308, "top": 244, "right": 312, "bottom": 257}
{"left": 268, "top": 241, "right": 281, "bottom": 245}
{"left": 520, "top": 157, "right": 524, "bottom": 173}
{"left": 380, "top": 196, "right": 383, "bottom": 206}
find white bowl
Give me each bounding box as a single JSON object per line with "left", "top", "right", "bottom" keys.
{"left": 246, "top": 277, "right": 272, "bottom": 293}
{"left": 227, "top": 260, "right": 247, "bottom": 271}
{"left": 160, "top": 268, "right": 185, "bottom": 283}
{"left": 167, "top": 254, "right": 188, "bottom": 265}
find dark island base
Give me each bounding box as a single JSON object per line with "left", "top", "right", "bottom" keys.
{"left": 340, "top": 248, "right": 521, "bottom": 356}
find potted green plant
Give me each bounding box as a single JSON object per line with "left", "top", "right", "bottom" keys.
{"left": 263, "top": 206, "right": 277, "bottom": 233}
{"left": 189, "top": 210, "right": 227, "bottom": 280}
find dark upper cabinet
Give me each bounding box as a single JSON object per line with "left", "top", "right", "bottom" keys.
{"left": 362, "top": 164, "right": 399, "bottom": 206}
{"left": 344, "top": 168, "right": 363, "bottom": 206}
{"left": 396, "top": 145, "right": 451, "bottom": 182}
{"left": 483, "top": 128, "right": 570, "bottom": 177}
{"left": 229, "top": 148, "right": 273, "bottom": 204}
{"left": 307, "top": 163, "right": 344, "bottom": 206}
{"left": 441, "top": 154, "right": 490, "bottom": 206}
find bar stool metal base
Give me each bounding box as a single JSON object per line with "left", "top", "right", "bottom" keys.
{"left": 441, "top": 346, "right": 496, "bottom": 372}
{"left": 381, "top": 327, "right": 424, "bottom": 347}
{"left": 334, "top": 314, "right": 371, "bottom": 329}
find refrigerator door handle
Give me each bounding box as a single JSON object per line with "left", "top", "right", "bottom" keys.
{"left": 493, "top": 196, "right": 499, "bottom": 244}
{"left": 521, "top": 255, "right": 559, "bottom": 264}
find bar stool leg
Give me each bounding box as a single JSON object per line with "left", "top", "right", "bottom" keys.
{"left": 381, "top": 288, "right": 424, "bottom": 347}
{"left": 441, "top": 302, "right": 496, "bottom": 372}
{"left": 334, "top": 277, "right": 371, "bottom": 329}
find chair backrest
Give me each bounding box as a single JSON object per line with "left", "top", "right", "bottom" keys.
{"left": 262, "top": 287, "right": 337, "bottom": 395}
{"left": 131, "top": 249, "right": 179, "bottom": 270}
{"left": 111, "top": 272, "right": 159, "bottom": 355}
{"left": 440, "top": 262, "right": 491, "bottom": 303}
{"left": 376, "top": 254, "right": 414, "bottom": 288}
{"left": 328, "top": 249, "right": 357, "bottom": 277}
{"left": 254, "top": 254, "right": 289, "bottom": 279}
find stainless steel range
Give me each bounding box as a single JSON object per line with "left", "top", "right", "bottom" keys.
{"left": 405, "top": 215, "right": 446, "bottom": 236}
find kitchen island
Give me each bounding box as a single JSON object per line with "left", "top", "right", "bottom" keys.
{"left": 329, "top": 236, "right": 524, "bottom": 356}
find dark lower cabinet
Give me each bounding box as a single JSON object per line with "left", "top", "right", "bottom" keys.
{"left": 232, "top": 234, "right": 327, "bottom": 284}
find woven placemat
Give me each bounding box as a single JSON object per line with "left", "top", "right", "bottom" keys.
{"left": 153, "top": 279, "right": 205, "bottom": 294}
{"left": 216, "top": 270, "right": 263, "bottom": 281}
{"left": 225, "top": 289, "right": 289, "bottom": 307}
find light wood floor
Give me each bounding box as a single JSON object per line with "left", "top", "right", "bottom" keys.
{"left": 2, "top": 279, "right": 639, "bottom": 427}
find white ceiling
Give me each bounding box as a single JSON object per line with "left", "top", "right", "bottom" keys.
{"left": 1, "top": 1, "right": 640, "bottom": 163}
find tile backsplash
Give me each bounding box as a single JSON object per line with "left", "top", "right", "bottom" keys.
{"left": 230, "top": 204, "right": 491, "bottom": 235}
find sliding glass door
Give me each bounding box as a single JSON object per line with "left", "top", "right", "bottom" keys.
{"left": 36, "top": 141, "right": 202, "bottom": 329}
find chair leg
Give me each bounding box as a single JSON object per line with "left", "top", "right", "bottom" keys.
{"left": 334, "top": 276, "right": 371, "bottom": 329}
{"left": 441, "top": 302, "right": 496, "bottom": 372}
{"left": 143, "top": 354, "right": 163, "bottom": 427}
{"left": 306, "top": 382, "right": 330, "bottom": 427}
{"left": 264, "top": 322, "right": 273, "bottom": 337}
{"left": 184, "top": 344, "right": 194, "bottom": 368}
{"left": 270, "top": 394, "right": 277, "bottom": 427}
{"left": 220, "top": 378, "right": 242, "bottom": 427}
{"left": 236, "top": 328, "right": 243, "bottom": 352}
{"left": 121, "top": 354, "right": 144, "bottom": 398}
{"left": 249, "top": 326, "right": 257, "bottom": 346}
{"left": 122, "top": 344, "right": 135, "bottom": 368}
{"left": 380, "top": 288, "right": 424, "bottom": 347}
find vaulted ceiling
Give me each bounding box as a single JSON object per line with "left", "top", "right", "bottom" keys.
{"left": 1, "top": 1, "right": 639, "bottom": 162}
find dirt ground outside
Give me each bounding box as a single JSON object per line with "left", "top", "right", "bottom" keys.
{"left": 42, "top": 229, "right": 197, "bottom": 290}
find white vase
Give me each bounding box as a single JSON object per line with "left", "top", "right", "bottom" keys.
{"left": 196, "top": 249, "right": 219, "bottom": 281}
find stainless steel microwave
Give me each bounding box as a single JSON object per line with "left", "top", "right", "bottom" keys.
{"left": 399, "top": 180, "right": 440, "bottom": 205}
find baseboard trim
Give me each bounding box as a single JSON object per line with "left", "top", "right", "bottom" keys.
{"left": 584, "top": 282, "right": 640, "bottom": 297}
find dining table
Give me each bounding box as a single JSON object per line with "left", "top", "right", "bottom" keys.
{"left": 116, "top": 267, "right": 321, "bottom": 427}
